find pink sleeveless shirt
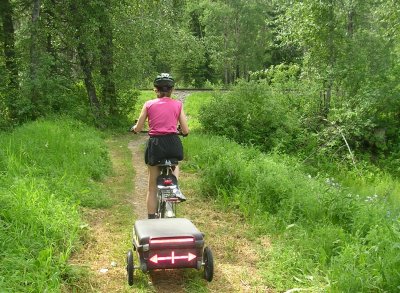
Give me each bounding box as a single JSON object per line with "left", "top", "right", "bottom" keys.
{"left": 145, "top": 97, "right": 182, "bottom": 136}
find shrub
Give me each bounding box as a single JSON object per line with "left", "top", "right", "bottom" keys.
{"left": 198, "top": 72, "right": 324, "bottom": 155}
{"left": 198, "top": 80, "right": 302, "bottom": 152}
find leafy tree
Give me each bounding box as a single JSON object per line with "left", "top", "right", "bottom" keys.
{"left": 69, "top": 1, "right": 102, "bottom": 122}
{"left": 187, "top": 0, "right": 273, "bottom": 84}
{"left": 277, "top": 0, "right": 343, "bottom": 117}
{"left": 0, "top": 0, "right": 20, "bottom": 121}
{"left": 264, "top": 0, "right": 400, "bottom": 170}
{"left": 98, "top": 0, "right": 117, "bottom": 117}
{"left": 29, "top": 0, "right": 41, "bottom": 119}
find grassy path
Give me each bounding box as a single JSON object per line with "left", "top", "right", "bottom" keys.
{"left": 66, "top": 133, "right": 273, "bottom": 292}
{"left": 66, "top": 134, "right": 141, "bottom": 292}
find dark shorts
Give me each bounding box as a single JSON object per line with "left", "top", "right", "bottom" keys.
{"left": 145, "top": 134, "right": 183, "bottom": 166}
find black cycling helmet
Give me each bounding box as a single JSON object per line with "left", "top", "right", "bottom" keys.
{"left": 153, "top": 73, "right": 175, "bottom": 89}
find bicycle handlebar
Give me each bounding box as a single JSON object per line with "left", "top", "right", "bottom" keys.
{"left": 129, "top": 119, "right": 187, "bottom": 136}
{"left": 128, "top": 125, "right": 187, "bottom": 137}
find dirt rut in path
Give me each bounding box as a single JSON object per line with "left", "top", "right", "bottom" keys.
{"left": 128, "top": 136, "right": 148, "bottom": 220}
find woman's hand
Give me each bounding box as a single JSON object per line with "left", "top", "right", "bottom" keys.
{"left": 134, "top": 105, "right": 148, "bottom": 133}
{"left": 130, "top": 125, "right": 137, "bottom": 133}
{"left": 178, "top": 107, "right": 189, "bottom": 136}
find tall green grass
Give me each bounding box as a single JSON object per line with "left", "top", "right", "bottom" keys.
{"left": 183, "top": 91, "right": 215, "bottom": 129}
{"left": 182, "top": 134, "right": 400, "bottom": 292}
{"left": 0, "top": 118, "right": 111, "bottom": 292}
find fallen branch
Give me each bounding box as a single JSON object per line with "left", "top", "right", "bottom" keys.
{"left": 323, "top": 119, "right": 360, "bottom": 174}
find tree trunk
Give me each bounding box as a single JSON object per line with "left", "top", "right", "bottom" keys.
{"left": 224, "top": 32, "right": 229, "bottom": 84}
{"left": 99, "top": 11, "right": 117, "bottom": 117}
{"left": 77, "top": 41, "right": 102, "bottom": 121}
{"left": 0, "top": 0, "right": 19, "bottom": 120}
{"left": 30, "top": 0, "right": 41, "bottom": 119}
{"left": 322, "top": 0, "right": 335, "bottom": 118}
{"left": 70, "top": 1, "right": 102, "bottom": 123}
{"left": 347, "top": 10, "right": 355, "bottom": 37}
{"left": 324, "top": 82, "right": 332, "bottom": 118}
{"left": 44, "top": 0, "right": 58, "bottom": 74}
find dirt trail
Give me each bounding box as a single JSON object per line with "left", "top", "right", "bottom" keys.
{"left": 128, "top": 136, "right": 148, "bottom": 220}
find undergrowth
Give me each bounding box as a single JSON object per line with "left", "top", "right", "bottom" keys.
{"left": 0, "top": 118, "right": 111, "bottom": 292}
{"left": 183, "top": 91, "right": 215, "bottom": 129}
{"left": 182, "top": 133, "right": 400, "bottom": 292}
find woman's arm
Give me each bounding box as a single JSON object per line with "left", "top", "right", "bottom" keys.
{"left": 178, "top": 106, "right": 189, "bottom": 135}
{"left": 133, "top": 104, "right": 147, "bottom": 133}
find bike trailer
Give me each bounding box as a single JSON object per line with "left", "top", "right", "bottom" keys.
{"left": 127, "top": 218, "right": 214, "bottom": 285}
{"left": 132, "top": 218, "right": 205, "bottom": 271}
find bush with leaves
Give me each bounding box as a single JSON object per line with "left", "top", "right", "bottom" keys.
{"left": 199, "top": 70, "right": 320, "bottom": 153}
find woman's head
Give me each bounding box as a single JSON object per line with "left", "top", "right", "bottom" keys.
{"left": 154, "top": 73, "right": 174, "bottom": 97}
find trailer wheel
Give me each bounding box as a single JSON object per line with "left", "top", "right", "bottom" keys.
{"left": 203, "top": 246, "right": 214, "bottom": 282}
{"left": 126, "top": 250, "right": 134, "bottom": 286}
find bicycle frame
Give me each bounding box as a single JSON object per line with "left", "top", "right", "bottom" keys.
{"left": 156, "top": 159, "right": 180, "bottom": 218}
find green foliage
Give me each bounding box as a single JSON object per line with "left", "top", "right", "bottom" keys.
{"left": 199, "top": 79, "right": 310, "bottom": 152}
{"left": 274, "top": 0, "right": 400, "bottom": 165}
{"left": 2, "top": 0, "right": 400, "bottom": 141}
{"left": 309, "top": 70, "right": 400, "bottom": 175}
{"left": 183, "top": 133, "right": 400, "bottom": 291}
{"left": 249, "top": 64, "right": 301, "bottom": 82}
{"left": 171, "top": 30, "right": 208, "bottom": 88}
{"left": 0, "top": 118, "right": 111, "bottom": 292}
{"left": 183, "top": 91, "right": 214, "bottom": 129}
{"left": 199, "top": 58, "right": 399, "bottom": 175}
{"left": 0, "top": 91, "right": 9, "bottom": 130}
{"left": 129, "top": 90, "right": 154, "bottom": 122}
{"left": 118, "top": 90, "right": 140, "bottom": 115}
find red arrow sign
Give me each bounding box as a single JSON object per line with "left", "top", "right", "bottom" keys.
{"left": 150, "top": 252, "right": 196, "bottom": 264}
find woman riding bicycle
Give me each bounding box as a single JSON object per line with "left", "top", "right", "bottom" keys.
{"left": 131, "top": 73, "right": 189, "bottom": 219}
